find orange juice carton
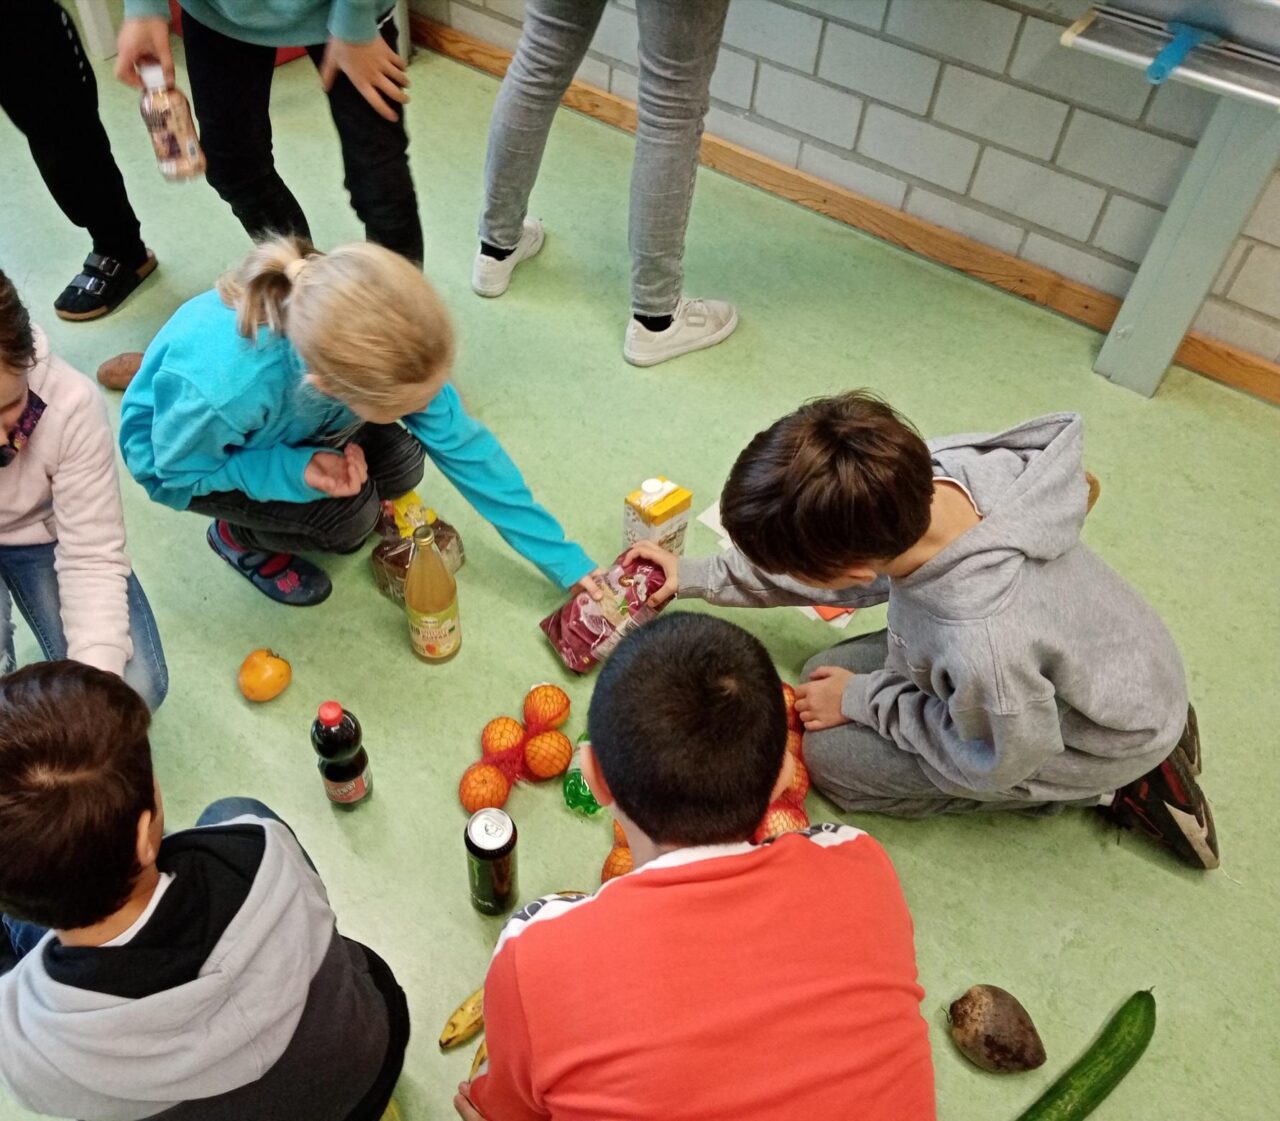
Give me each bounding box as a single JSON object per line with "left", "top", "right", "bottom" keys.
{"left": 623, "top": 477, "right": 693, "bottom": 555}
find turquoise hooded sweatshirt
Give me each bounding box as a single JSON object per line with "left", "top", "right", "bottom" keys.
{"left": 119, "top": 290, "right": 593, "bottom": 590}
{"left": 123, "top": 0, "right": 382, "bottom": 48}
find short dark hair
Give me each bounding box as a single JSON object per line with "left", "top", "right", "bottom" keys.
{"left": 720, "top": 390, "right": 935, "bottom": 580}
{"left": 0, "top": 662, "right": 156, "bottom": 930}
{"left": 0, "top": 269, "right": 36, "bottom": 372}
{"left": 587, "top": 613, "right": 787, "bottom": 846}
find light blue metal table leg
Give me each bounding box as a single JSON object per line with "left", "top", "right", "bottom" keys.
{"left": 1094, "top": 97, "right": 1280, "bottom": 397}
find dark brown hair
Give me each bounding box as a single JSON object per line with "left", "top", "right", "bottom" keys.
{"left": 0, "top": 269, "right": 36, "bottom": 372}
{"left": 720, "top": 390, "right": 935, "bottom": 579}
{"left": 0, "top": 662, "right": 156, "bottom": 930}
{"left": 588, "top": 614, "right": 787, "bottom": 846}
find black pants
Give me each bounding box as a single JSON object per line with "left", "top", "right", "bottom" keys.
{"left": 181, "top": 8, "right": 423, "bottom": 264}
{"left": 188, "top": 424, "right": 426, "bottom": 554}
{"left": 0, "top": 1, "right": 146, "bottom": 264}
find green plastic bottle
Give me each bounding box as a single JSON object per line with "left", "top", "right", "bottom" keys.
{"left": 563, "top": 733, "right": 602, "bottom": 815}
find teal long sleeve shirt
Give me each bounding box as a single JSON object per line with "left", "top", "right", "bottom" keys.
{"left": 124, "top": 0, "right": 382, "bottom": 48}
{"left": 119, "top": 291, "right": 594, "bottom": 590}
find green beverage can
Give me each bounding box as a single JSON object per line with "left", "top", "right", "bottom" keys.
{"left": 465, "top": 808, "right": 518, "bottom": 915}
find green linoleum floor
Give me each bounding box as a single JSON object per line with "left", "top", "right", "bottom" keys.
{"left": 3, "top": 29, "right": 1279, "bottom": 1121}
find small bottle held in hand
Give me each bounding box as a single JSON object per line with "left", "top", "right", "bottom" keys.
{"left": 405, "top": 525, "right": 461, "bottom": 662}
{"left": 138, "top": 60, "right": 205, "bottom": 181}
{"left": 311, "top": 701, "right": 372, "bottom": 808}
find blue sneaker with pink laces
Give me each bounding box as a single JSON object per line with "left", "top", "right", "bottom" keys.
{"left": 206, "top": 521, "right": 332, "bottom": 606}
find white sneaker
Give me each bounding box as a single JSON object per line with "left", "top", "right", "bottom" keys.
{"left": 623, "top": 297, "right": 739, "bottom": 367}
{"left": 471, "top": 217, "right": 545, "bottom": 297}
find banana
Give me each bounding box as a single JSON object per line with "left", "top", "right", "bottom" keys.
{"left": 439, "top": 988, "right": 484, "bottom": 1050}
{"left": 469, "top": 1039, "right": 489, "bottom": 1081}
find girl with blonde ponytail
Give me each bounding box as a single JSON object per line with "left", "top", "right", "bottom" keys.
{"left": 119, "top": 237, "right": 598, "bottom": 605}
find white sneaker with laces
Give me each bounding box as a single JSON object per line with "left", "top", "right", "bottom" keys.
{"left": 623, "top": 297, "right": 739, "bottom": 367}
{"left": 472, "top": 217, "right": 545, "bottom": 297}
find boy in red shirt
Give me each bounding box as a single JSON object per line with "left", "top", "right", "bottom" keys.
{"left": 455, "top": 613, "right": 935, "bottom": 1121}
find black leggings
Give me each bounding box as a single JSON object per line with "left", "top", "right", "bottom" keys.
{"left": 0, "top": 1, "right": 146, "bottom": 264}
{"left": 188, "top": 423, "right": 426, "bottom": 554}
{"left": 181, "top": 6, "right": 423, "bottom": 263}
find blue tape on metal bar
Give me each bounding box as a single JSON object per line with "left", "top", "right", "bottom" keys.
{"left": 1146, "top": 21, "right": 1220, "bottom": 84}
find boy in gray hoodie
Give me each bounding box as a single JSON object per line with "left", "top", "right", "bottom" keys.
{"left": 627, "top": 391, "right": 1217, "bottom": 870}
{"left": 0, "top": 661, "right": 410, "bottom": 1119}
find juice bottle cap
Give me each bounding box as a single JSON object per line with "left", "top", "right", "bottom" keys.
{"left": 412, "top": 525, "right": 435, "bottom": 543}
{"left": 317, "top": 701, "right": 344, "bottom": 727}
{"left": 641, "top": 478, "right": 665, "bottom": 495}
{"left": 138, "top": 62, "right": 167, "bottom": 90}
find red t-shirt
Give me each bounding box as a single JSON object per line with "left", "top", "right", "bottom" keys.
{"left": 470, "top": 824, "right": 935, "bottom": 1120}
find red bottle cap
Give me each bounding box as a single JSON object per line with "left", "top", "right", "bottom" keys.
{"left": 317, "top": 701, "right": 344, "bottom": 728}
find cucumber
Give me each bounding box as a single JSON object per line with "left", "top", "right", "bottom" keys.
{"left": 1015, "top": 991, "right": 1156, "bottom": 1121}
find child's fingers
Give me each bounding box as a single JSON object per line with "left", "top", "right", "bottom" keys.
{"left": 362, "top": 84, "right": 401, "bottom": 122}
{"left": 374, "top": 74, "right": 410, "bottom": 104}
{"left": 807, "top": 665, "right": 837, "bottom": 681}
{"left": 318, "top": 48, "right": 339, "bottom": 92}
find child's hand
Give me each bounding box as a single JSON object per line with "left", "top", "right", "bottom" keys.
{"left": 572, "top": 567, "right": 607, "bottom": 602}
{"left": 622, "top": 541, "right": 678, "bottom": 606}
{"left": 795, "top": 666, "right": 855, "bottom": 731}
{"left": 454, "top": 1083, "right": 487, "bottom": 1119}
{"left": 319, "top": 35, "right": 409, "bottom": 121}
{"left": 115, "top": 18, "right": 174, "bottom": 89}
{"left": 305, "top": 449, "right": 366, "bottom": 497}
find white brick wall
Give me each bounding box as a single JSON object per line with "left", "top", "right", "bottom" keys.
{"left": 413, "top": 0, "right": 1280, "bottom": 365}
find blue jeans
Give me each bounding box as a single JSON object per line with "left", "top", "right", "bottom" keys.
{"left": 480, "top": 0, "right": 731, "bottom": 315}
{"left": 0, "top": 541, "right": 168, "bottom": 711}
{"left": 1, "top": 797, "right": 286, "bottom": 969}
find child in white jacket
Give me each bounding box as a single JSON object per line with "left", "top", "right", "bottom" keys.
{"left": 0, "top": 271, "right": 166, "bottom": 709}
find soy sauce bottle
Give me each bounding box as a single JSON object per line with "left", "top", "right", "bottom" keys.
{"left": 311, "top": 701, "right": 372, "bottom": 808}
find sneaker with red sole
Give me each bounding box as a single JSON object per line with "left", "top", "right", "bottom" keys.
{"left": 1103, "top": 747, "right": 1219, "bottom": 870}
{"left": 206, "top": 521, "right": 332, "bottom": 606}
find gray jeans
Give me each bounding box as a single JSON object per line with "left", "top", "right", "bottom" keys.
{"left": 479, "top": 0, "right": 730, "bottom": 316}
{"left": 802, "top": 631, "right": 1097, "bottom": 818}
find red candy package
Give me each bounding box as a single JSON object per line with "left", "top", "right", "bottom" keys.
{"left": 540, "top": 553, "right": 668, "bottom": 674}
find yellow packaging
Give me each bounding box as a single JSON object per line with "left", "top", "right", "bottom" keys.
{"left": 623, "top": 477, "right": 693, "bottom": 555}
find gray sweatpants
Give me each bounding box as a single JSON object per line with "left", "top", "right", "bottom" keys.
{"left": 802, "top": 631, "right": 1099, "bottom": 818}
{"left": 479, "top": 0, "right": 730, "bottom": 316}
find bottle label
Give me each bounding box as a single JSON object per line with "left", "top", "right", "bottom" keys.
{"left": 325, "top": 769, "right": 372, "bottom": 804}
{"left": 408, "top": 601, "right": 461, "bottom": 659}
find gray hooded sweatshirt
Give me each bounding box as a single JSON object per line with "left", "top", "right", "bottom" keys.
{"left": 680, "top": 414, "right": 1187, "bottom": 802}
{"left": 0, "top": 817, "right": 398, "bottom": 1121}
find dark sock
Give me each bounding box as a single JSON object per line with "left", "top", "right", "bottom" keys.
{"left": 481, "top": 241, "right": 514, "bottom": 261}
{"left": 635, "top": 313, "right": 674, "bottom": 333}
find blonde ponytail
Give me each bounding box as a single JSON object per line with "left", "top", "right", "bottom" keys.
{"left": 216, "top": 235, "right": 318, "bottom": 339}
{"left": 220, "top": 238, "right": 456, "bottom": 414}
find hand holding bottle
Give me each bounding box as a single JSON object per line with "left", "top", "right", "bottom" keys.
{"left": 116, "top": 18, "right": 174, "bottom": 89}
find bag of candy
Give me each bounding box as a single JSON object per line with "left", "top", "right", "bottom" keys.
{"left": 540, "top": 553, "right": 668, "bottom": 674}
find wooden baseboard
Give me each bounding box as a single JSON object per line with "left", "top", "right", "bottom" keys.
{"left": 411, "top": 15, "right": 1280, "bottom": 405}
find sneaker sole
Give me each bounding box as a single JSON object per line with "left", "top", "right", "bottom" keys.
{"left": 55, "top": 254, "right": 158, "bottom": 322}
{"left": 472, "top": 223, "right": 545, "bottom": 298}
{"left": 205, "top": 527, "right": 332, "bottom": 607}
{"left": 623, "top": 306, "right": 740, "bottom": 367}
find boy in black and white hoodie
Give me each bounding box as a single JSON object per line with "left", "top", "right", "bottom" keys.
{"left": 0, "top": 661, "right": 410, "bottom": 1120}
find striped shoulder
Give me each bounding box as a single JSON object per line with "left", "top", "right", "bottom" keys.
{"left": 761, "top": 822, "right": 866, "bottom": 849}
{"left": 492, "top": 890, "right": 598, "bottom": 957}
